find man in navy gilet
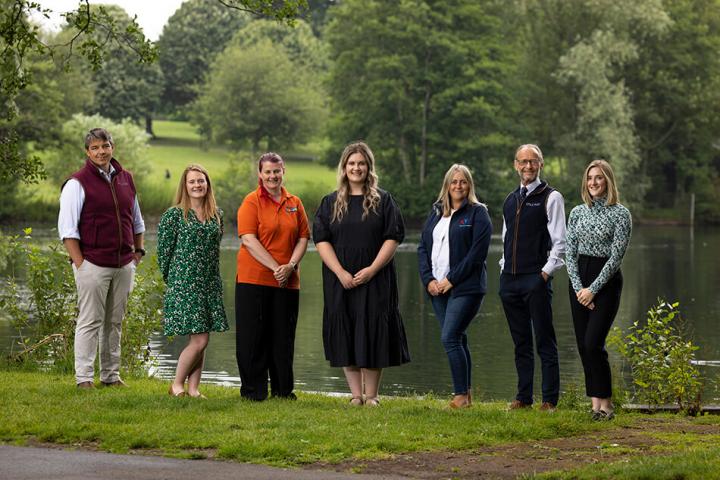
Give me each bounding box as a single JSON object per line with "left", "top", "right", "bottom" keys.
{"left": 499, "top": 144, "right": 566, "bottom": 410}
{"left": 58, "top": 128, "right": 146, "bottom": 388}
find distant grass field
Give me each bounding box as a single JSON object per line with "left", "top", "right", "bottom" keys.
{"left": 19, "top": 121, "right": 336, "bottom": 220}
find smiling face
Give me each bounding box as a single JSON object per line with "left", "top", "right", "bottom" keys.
{"left": 586, "top": 166, "right": 607, "bottom": 198}
{"left": 514, "top": 147, "right": 543, "bottom": 185}
{"left": 185, "top": 170, "right": 208, "bottom": 200}
{"left": 259, "top": 161, "right": 284, "bottom": 193}
{"left": 449, "top": 171, "right": 469, "bottom": 206}
{"left": 345, "top": 152, "right": 369, "bottom": 188}
{"left": 86, "top": 138, "right": 113, "bottom": 172}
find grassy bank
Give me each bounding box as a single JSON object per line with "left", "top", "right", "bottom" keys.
{"left": 1, "top": 371, "right": 718, "bottom": 478}
{"left": 11, "top": 121, "right": 336, "bottom": 222}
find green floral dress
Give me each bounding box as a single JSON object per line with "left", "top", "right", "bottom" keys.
{"left": 157, "top": 206, "right": 228, "bottom": 336}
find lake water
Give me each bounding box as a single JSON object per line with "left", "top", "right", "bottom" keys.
{"left": 2, "top": 226, "right": 719, "bottom": 402}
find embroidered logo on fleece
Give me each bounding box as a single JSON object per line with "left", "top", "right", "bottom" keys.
{"left": 458, "top": 217, "right": 472, "bottom": 227}
{"left": 285, "top": 206, "right": 298, "bottom": 213}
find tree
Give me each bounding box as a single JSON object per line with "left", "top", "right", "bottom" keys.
{"left": 0, "top": 0, "right": 308, "bottom": 183}
{"left": 157, "top": 0, "right": 250, "bottom": 115}
{"left": 325, "top": 0, "right": 521, "bottom": 218}
{"left": 192, "top": 39, "right": 326, "bottom": 152}
{"left": 625, "top": 0, "right": 720, "bottom": 218}
{"left": 45, "top": 113, "right": 151, "bottom": 187}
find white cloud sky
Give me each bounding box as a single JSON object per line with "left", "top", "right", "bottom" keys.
{"left": 36, "top": 0, "right": 187, "bottom": 41}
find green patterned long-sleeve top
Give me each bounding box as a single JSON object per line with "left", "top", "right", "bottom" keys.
{"left": 566, "top": 198, "right": 632, "bottom": 295}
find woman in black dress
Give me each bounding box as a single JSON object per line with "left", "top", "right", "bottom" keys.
{"left": 313, "top": 141, "right": 410, "bottom": 406}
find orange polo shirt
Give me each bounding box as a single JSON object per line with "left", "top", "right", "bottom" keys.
{"left": 236, "top": 186, "right": 310, "bottom": 289}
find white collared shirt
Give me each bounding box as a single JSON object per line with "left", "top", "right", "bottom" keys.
{"left": 57, "top": 164, "right": 145, "bottom": 241}
{"left": 499, "top": 177, "right": 566, "bottom": 276}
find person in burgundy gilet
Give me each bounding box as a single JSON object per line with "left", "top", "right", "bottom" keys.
{"left": 58, "top": 128, "right": 146, "bottom": 388}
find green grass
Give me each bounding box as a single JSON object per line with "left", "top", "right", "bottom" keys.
{"left": 15, "top": 121, "right": 336, "bottom": 220}
{"left": 1, "top": 371, "right": 607, "bottom": 466}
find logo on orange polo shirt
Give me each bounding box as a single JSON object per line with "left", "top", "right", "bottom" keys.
{"left": 285, "top": 206, "right": 298, "bottom": 213}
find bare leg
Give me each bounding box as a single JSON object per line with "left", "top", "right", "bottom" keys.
{"left": 187, "top": 348, "right": 207, "bottom": 397}
{"left": 343, "top": 366, "right": 363, "bottom": 401}
{"left": 362, "top": 368, "right": 382, "bottom": 405}
{"left": 591, "top": 396, "right": 602, "bottom": 411}
{"left": 171, "top": 333, "right": 209, "bottom": 396}
{"left": 598, "top": 397, "right": 613, "bottom": 413}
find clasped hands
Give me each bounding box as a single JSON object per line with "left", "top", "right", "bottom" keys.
{"left": 273, "top": 263, "right": 295, "bottom": 288}
{"left": 426, "top": 278, "right": 453, "bottom": 296}
{"left": 576, "top": 287, "right": 595, "bottom": 310}
{"left": 337, "top": 266, "right": 377, "bottom": 290}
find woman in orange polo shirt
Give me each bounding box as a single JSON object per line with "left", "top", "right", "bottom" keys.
{"left": 235, "top": 152, "right": 310, "bottom": 401}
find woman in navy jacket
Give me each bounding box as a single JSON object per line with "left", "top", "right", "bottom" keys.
{"left": 418, "top": 164, "right": 492, "bottom": 408}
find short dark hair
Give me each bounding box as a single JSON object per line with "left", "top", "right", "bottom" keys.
{"left": 85, "top": 128, "right": 114, "bottom": 149}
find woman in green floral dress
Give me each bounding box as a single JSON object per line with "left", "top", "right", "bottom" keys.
{"left": 158, "top": 164, "right": 228, "bottom": 398}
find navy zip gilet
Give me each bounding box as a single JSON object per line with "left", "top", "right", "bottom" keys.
{"left": 502, "top": 181, "right": 554, "bottom": 275}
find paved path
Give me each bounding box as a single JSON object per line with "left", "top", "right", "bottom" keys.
{"left": 0, "top": 445, "right": 406, "bottom": 480}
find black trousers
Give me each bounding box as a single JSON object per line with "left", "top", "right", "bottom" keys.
{"left": 568, "top": 255, "right": 623, "bottom": 398}
{"left": 235, "top": 283, "right": 299, "bottom": 401}
{"left": 499, "top": 272, "right": 559, "bottom": 405}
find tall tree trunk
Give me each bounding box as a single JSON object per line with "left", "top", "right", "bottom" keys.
{"left": 145, "top": 115, "right": 155, "bottom": 138}
{"left": 419, "top": 48, "right": 432, "bottom": 186}
{"left": 396, "top": 101, "right": 412, "bottom": 182}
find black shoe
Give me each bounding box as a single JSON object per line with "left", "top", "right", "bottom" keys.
{"left": 593, "top": 409, "right": 615, "bottom": 421}
{"left": 591, "top": 409, "right": 602, "bottom": 421}
{"left": 273, "top": 392, "right": 297, "bottom": 400}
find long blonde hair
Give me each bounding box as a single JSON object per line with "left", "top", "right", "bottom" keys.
{"left": 174, "top": 164, "right": 221, "bottom": 223}
{"left": 435, "top": 164, "right": 481, "bottom": 217}
{"left": 331, "top": 141, "right": 381, "bottom": 223}
{"left": 580, "top": 159, "right": 619, "bottom": 206}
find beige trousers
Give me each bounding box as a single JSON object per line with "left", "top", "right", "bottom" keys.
{"left": 73, "top": 260, "right": 135, "bottom": 384}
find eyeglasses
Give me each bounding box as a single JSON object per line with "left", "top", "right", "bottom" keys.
{"left": 515, "top": 159, "right": 541, "bottom": 167}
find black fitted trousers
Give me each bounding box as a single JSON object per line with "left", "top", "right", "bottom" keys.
{"left": 568, "top": 255, "right": 623, "bottom": 399}
{"left": 235, "top": 283, "right": 299, "bottom": 401}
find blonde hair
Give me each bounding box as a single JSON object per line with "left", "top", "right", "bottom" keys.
{"left": 581, "top": 159, "right": 619, "bottom": 206}
{"left": 174, "top": 164, "right": 221, "bottom": 223}
{"left": 435, "top": 164, "right": 481, "bottom": 217}
{"left": 331, "top": 141, "right": 381, "bottom": 223}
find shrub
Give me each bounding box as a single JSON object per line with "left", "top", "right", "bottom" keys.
{"left": 0, "top": 229, "right": 164, "bottom": 376}
{"left": 608, "top": 299, "right": 703, "bottom": 415}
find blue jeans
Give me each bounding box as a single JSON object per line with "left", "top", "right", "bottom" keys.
{"left": 430, "top": 293, "right": 484, "bottom": 395}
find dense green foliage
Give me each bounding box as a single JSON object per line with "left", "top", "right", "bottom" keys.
{"left": 608, "top": 300, "right": 704, "bottom": 414}
{"left": 157, "top": 0, "right": 250, "bottom": 114}
{"left": 191, "top": 20, "right": 327, "bottom": 152}
{"left": 325, "top": 0, "right": 521, "bottom": 219}
{"left": 2, "top": 0, "right": 720, "bottom": 223}
{"left": 0, "top": 230, "right": 164, "bottom": 376}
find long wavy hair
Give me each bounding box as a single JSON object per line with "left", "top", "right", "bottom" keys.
{"left": 174, "top": 164, "right": 221, "bottom": 223}
{"left": 331, "top": 142, "right": 381, "bottom": 223}
{"left": 435, "top": 164, "right": 481, "bottom": 217}
{"left": 580, "top": 159, "right": 619, "bottom": 206}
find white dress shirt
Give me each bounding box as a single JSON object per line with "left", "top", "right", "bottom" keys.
{"left": 58, "top": 164, "right": 145, "bottom": 241}
{"left": 499, "top": 177, "right": 566, "bottom": 276}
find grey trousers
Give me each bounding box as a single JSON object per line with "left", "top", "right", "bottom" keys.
{"left": 73, "top": 260, "right": 135, "bottom": 384}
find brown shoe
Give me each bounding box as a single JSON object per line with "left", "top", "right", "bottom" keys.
{"left": 449, "top": 394, "right": 471, "bottom": 409}
{"left": 508, "top": 399, "right": 532, "bottom": 410}
{"left": 101, "top": 380, "right": 127, "bottom": 387}
{"left": 168, "top": 384, "right": 186, "bottom": 397}
{"left": 76, "top": 381, "right": 94, "bottom": 389}
{"left": 539, "top": 402, "right": 556, "bottom": 412}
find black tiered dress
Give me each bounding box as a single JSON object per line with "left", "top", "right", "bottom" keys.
{"left": 313, "top": 190, "right": 410, "bottom": 368}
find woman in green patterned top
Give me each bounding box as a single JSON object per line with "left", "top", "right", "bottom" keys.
{"left": 566, "top": 159, "right": 631, "bottom": 421}
{"left": 158, "top": 164, "right": 228, "bottom": 398}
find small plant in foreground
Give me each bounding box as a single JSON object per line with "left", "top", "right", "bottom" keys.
{"left": 0, "top": 229, "right": 164, "bottom": 376}
{"left": 608, "top": 299, "right": 702, "bottom": 415}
